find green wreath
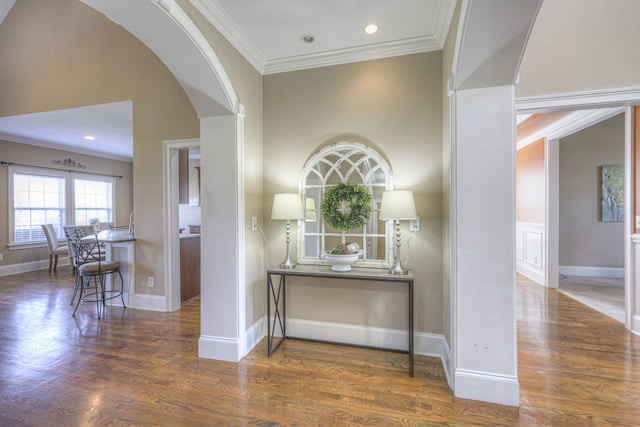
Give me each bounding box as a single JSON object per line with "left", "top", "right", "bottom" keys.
{"left": 320, "top": 182, "right": 372, "bottom": 230}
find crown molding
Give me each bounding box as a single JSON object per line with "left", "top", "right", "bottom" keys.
{"left": 0, "top": 133, "right": 132, "bottom": 162}
{"left": 190, "top": 0, "right": 455, "bottom": 75}
{"left": 190, "top": 0, "right": 266, "bottom": 73}
{"left": 263, "top": 35, "right": 442, "bottom": 75}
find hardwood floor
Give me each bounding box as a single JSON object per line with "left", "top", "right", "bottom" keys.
{"left": 1, "top": 270, "right": 640, "bottom": 425}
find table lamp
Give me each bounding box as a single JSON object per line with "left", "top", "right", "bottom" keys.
{"left": 379, "top": 190, "right": 417, "bottom": 274}
{"left": 271, "top": 193, "right": 305, "bottom": 268}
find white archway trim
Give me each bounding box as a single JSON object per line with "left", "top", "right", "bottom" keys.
{"left": 81, "top": 0, "right": 239, "bottom": 116}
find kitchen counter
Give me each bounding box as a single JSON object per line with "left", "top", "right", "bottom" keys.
{"left": 179, "top": 233, "right": 200, "bottom": 240}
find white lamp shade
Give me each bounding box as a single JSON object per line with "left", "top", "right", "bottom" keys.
{"left": 305, "top": 198, "right": 317, "bottom": 221}
{"left": 379, "top": 190, "right": 417, "bottom": 220}
{"left": 271, "top": 193, "right": 305, "bottom": 220}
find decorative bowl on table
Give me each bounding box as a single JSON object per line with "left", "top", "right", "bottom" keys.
{"left": 324, "top": 243, "right": 362, "bottom": 272}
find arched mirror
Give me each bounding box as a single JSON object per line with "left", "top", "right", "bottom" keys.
{"left": 298, "top": 141, "right": 392, "bottom": 267}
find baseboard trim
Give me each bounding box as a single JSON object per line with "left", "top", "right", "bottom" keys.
{"left": 0, "top": 259, "right": 71, "bottom": 276}
{"left": 454, "top": 369, "right": 520, "bottom": 407}
{"left": 560, "top": 265, "right": 624, "bottom": 278}
{"left": 198, "top": 334, "right": 240, "bottom": 362}
{"left": 516, "top": 261, "right": 545, "bottom": 285}
{"left": 127, "top": 293, "right": 166, "bottom": 311}
{"left": 243, "top": 316, "right": 445, "bottom": 359}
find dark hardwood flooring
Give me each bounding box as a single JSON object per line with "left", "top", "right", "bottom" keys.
{"left": 1, "top": 269, "right": 640, "bottom": 425}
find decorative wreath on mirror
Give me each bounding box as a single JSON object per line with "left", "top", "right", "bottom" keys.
{"left": 320, "top": 182, "right": 372, "bottom": 230}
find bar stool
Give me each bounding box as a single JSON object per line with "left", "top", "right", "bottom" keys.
{"left": 68, "top": 234, "right": 126, "bottom": 318}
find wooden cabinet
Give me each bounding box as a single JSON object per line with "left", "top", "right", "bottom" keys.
{"left": 180, "top": 236, "right": 200, "bottom": 303}
{"left": 178, "top": 149, "right": 189, "bottom": 204}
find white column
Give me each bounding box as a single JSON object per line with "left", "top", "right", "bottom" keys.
{"left": 198, "top": 113, "right": 245, "bottom": 362}
{"left": 450, "top": 85, "right": 519, "bottom": 406}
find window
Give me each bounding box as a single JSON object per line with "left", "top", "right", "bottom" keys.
{"left": 299, "top": 142, "right": 392, "bottom": 268}
{"left": 8, "top": 166, "right": 115, "bottom": 247}
{"left": 74, "top": 178, "right": 113, "bottom": 225}
{"left": 13, "top": 171, "right": 66, "bottom": 243}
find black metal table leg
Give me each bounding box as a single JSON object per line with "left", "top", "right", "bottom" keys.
{"left": 267, "top": 273, "right": 286, "bottom": 356}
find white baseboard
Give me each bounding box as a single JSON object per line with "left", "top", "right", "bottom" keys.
{"left": 560, "top": 265, "right": 624, "bottom": 278}
{"left": 199, "top": 335, "right": 241, "bottom": 362}
{"left": 127, "top": 293, "right": 166, "bottom": 311}
{"left": 244, "top": 316, "right": 266, "bottom": 357}
{"left": 243, "top": 316, "right": 445, "bottom": 359}
{"left": 0, "top": 259, "right": 71, "bottom": 276}
{"left": 454, "top": 369, "right": 520, "bottom": 407}
{"left": 516, "top": 261, "right": 545, "bottom": 285}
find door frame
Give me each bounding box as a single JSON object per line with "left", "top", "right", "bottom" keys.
{"left": 164, "top": 138, "right": 200, "bottom": 312}
{"left": 516, "top": 86, "right": 640, "bottom": 332}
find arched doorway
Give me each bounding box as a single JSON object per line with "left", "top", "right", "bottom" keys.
{"left": 81, "top": 0, "right": 247, "bottom": 361}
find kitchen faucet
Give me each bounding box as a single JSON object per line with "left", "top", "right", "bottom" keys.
{"left": 128, "top": 211, "right": 134, "bottom": 234}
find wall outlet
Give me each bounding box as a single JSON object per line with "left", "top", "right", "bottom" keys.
{"left": 147, "top": 276, "right": 155, "bottom": 287}
{"left": 409, "top": 217, "right": 421, "bottom": 232}
{"left": 251, "top": 216, "right": 257, "bottom": 231}
{"left": 0, "top": 253, "right": 3, "bottom": 261}
{"left": 636, "top": 215, "right": 640, "bottom": 229}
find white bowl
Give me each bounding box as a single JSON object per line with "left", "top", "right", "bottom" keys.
{"left": 324, "top": 251, "right": 362, "bottom": 272}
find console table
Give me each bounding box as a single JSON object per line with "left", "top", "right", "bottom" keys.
{"left": 266, "top": 265, "right": 414, "bottom": 376}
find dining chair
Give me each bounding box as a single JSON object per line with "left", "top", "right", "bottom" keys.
{"left": 68, "top": 234, "right": 126, "bottom": 318}
{"left": 41, "top": 224, "right": 69, "bottom": 273}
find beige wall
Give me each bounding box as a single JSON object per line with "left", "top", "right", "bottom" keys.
{"left": 516, "top": 139, "right": 545, "bottom": 223}
{"left": 0, "top": 0, "right": 199, "bottom": 295}
{"left": 263, "top": 52, "right": 443, "bottom": 334}
{"left": 559, "top": 114, "right": 625, "bottom": 268}
{"left": 518, "top": 0, "right": 640, "bottom": 97}
{"left": 0, "top": 139, "right": 133, "bottom": 266}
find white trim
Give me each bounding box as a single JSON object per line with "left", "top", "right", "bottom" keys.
{"left": 0, "top": 132, "right": 132, "bottom": 162}
{"left": 454, "top": 369, "right": 520, "bottom": 407}
{"left": 559, "top": 266, "right": 625, "bottom": 279}
{"left": 0, "top": 259, "right": 69, "bottom": 277}
{"left": 235, "top": 104, "right": 247, "bottom": 358}
{"left": 245, "top": 316, "right": 444, "bottom": 359}
{"left": 263, "top": 36, "right": 442, "bottom": 75}
{"left": 624, "top": 107, "right": 634, "bottom": 330}
{"left": 127, "top": 293, "right": 166, "bottom": 312}
{"left": 190, "top": 0, "right": 455, "bottom": 76}
{"left": 545, "top": 137, "right": 560, "bottom": 289}
{"left": 198, "top": 335, "right": 241, "bottom": 362}
{"left": 516, "top": 222, "right": 544, "bottom": 285}
{"left": 516, "top": 86, "right": 640, "bottom": 113}
{"left": 517, "top": 108, "right": 624, "bottom": 150}
{"left": 189, "top": 0, "right": 264, "bottom": 73}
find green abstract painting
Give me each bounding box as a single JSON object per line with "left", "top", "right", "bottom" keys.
{"left": 601, "top": 165, "right": 624, "bottom": 222}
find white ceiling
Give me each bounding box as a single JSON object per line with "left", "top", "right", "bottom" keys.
{"left": 0, "top": 0, "right": 455, "bottom": 160}
{"left": 192, "top": 0, "right": 456, "bottom": 74}
{"left": 0, "top": 102, "right": 133, "bottom": 161}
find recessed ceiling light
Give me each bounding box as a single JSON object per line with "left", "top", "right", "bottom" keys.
{"left": 364, "top": 24, "right": 378, "bottom": 34}
{"left": 301, "top": 34, "right": 315, "bottom": 43}
{"left": 84, "top": 135, "right": 96, "bottom": 141}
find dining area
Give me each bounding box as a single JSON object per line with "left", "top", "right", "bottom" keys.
{"left": 41, "top": 222, "right": 136, "bottom": 318}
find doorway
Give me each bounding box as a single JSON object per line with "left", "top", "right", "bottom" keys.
{"left": 516, "top": 94, "right": 637, "bottom": 332}
{"left": 164, "top": 139, "right": 200, "bottom": 312}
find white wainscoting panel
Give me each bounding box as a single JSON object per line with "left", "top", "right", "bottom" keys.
{"left": 516, "top": 222, "right": 544, "bottom": 285}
